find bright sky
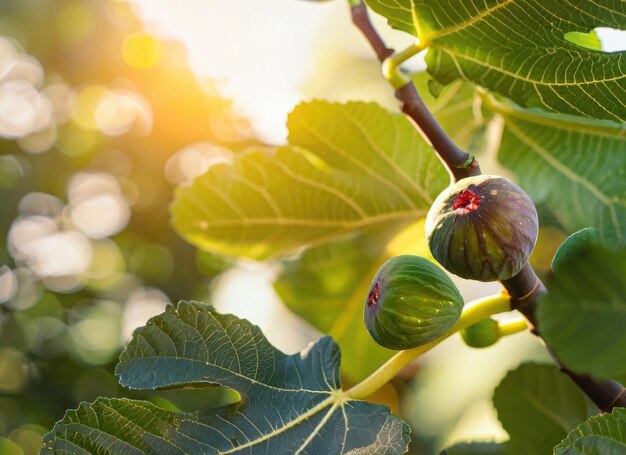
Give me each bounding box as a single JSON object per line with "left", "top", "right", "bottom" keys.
{"left": 127, "top": 0, "right": 340, "bottom": 143}
{"left": 128, "top": 0, "right": 413, "bottom": 143}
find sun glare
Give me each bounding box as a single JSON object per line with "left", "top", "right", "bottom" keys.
{"left": 127, "top": 0, "right": 336, "bottom": 143}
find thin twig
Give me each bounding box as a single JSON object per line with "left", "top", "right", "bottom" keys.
{"left": 351, "top": 2, "right": 480, "bottom": 182}
{"left": 350, "top": 0, "right": 626, "bottom": 412}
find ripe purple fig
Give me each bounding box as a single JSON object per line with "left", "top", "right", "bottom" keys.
{"left": 425, "top": 175, "right": 538, "bottom": 282}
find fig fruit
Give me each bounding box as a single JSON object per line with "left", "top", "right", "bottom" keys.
{"left": 364, "top": 255, "right": 464, "bottom": 350}
{"left": 461, "top": 318, "right": 500, "bottom": 348}
{"left": 425, "top": 175, "right": 538, "bottom": 282}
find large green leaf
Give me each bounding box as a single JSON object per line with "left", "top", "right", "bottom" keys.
{"left": 172, "top": 101, "right": 447, "bottom": 260}
{"left": 537, "top": 245, "right": 626, "bottom": 378}
{"left": 493, "top": 363, "right": 594, "bottom": 454}
{"left": 554, "top": 408, "right": 626, "bottom": 454}
{"left": 42, "top": 301, "right": 410, "bottom": 454}
{"left": 365, "top": 0, "right": 626, "bottom": 121}
{"left": 486, "top": 96, "right": 626, "bottom": 244}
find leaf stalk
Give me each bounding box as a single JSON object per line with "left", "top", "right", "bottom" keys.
{"left": 382, "top": 43, "right": 423, "bottom": 89}
{"left": 497, "top": 317, "right": 528, "bottom": 338}
{"left": 346, "top": 293, "right": 510, "bottom": 399}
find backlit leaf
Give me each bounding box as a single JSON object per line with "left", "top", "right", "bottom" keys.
{"left": 172, "top": 101, "right": 448, "bottom": 260}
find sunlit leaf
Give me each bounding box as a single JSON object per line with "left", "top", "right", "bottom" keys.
{"left": 172, "top": 101, "right": 448, "bottom": 260}
{"left": 554, "top": 408, "right": 626, "bottom": 454}
{"left": 493, "top": 363, "right": 594, "bottom": 454}
{"left": 538, "top": 245, "right": 626, "bottom": 378}
{"left": 487, "top": 97, "right": 626, "bottom": 244}
{"left": 365, "top": 0, "right": 626, "bottom": 121}
{"left": 564, "top": 30, "right": 602, "bottom": 52}
{"left": 42, "top": 301, "right": 410, "bottom": 454}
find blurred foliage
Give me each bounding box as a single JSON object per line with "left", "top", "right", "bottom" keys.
{"left": 0, "top": 1, "right": 256, "bottom": 450}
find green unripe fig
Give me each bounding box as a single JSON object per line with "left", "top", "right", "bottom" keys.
{"left": 461, "top": 318, "right": 500, "bottom": 348}
{"left": 364, "top": 255, "right": 464, "bottom": 350}
{"left": 425, "top": 175, "right": 538, "bottom": 282}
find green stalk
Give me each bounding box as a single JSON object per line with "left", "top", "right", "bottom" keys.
{"left": 382, "top": 43, "right": 424, "bottom": 89}
{"left": 497, "top": 317, "right": 528, "bottom": 337}
{"left": 346, "top": 293, "right": 510, "bottom": 399}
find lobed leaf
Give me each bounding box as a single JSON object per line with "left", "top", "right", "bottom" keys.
{"left": 554, "top": 407, "right": 626, "bottom": 454}
{"left": 365, "top": 0, "right": 626, "bottom": 121}
{"left": 538, "top": 245, "right": 626, "bottom": 378}
{"left": 42, "top": 301, "right": 410, "bottom": 454}
{"left": 493, "top": 363, "right": 594, "bottom": 454}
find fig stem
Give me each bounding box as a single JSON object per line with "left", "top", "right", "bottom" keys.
{"left": 350, "top": 1, "right": 393, "bottom": 62}
{"left": 497, "top": 317, "right": 528, "bottom": 337}
{"left": 349, "top": 1, "right": 481, "bottom": 182}
{"left": 382, "top": 43, "right": 424, "bottom": 89}
{"left": 346, "top": 293, "right": 510, "bottom": 400}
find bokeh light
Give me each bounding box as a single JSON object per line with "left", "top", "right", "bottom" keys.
{"left": 164, "top": 142, "right": 232, "bottom": 184}
{"left": 121, "top": 287, "right": 170, "bottom": 340}
{"left": 0, "top": 155, "right": 26, "bottom": 188}
{"left": 0, "top": 80, "right": 51, "bottom": 139}
{"left": 70, "top": 85, "right": 110, "bottom": 131}
{"left": 69, "top": 300, "right": 122, "bottom": 365}
{"left": 0, "top": 266, "right": 17, "bottom": 303}
{"left": 68, "top": 171, "right": 131, "bottom": 238}
{"left": 95, "top": 89, "right": 153, "bottom": 137}
{"left": 0, "top": 348, "right": 30, "bottom": 394}
{"left": 121, "top": 32, "right": 162, "bottom": 69}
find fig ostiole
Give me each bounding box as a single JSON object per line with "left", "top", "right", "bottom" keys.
{"left": 364, "top": 255, "right": 464, "bottom": 350}
{"left": 425, "top": 175, "right": 538, "bottom": 282}
{"left": 461, "top": 317, "right": 500, "bottom": 348}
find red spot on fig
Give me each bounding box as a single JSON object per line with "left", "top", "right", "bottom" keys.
{"left": 452, "top": 189, "right": 481, "bottom": 212}
{"left": 367, "top": 282, "right": 380, "bottom": 307}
